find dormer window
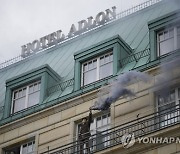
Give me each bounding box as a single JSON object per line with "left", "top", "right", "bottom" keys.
{"left": 82, "top": 52, "right": 113, "bottom": 86}
{"left": 4, "top": 64, "right": 61, "bottom": 118}
{"left": 148, "top": 11, "right": 180, "bottom": 61}
{"left": 12, "top": 81, "right": 41, "bottom": 113}
{"left": 157, "top": 25, "right": 180, "bottom": 56}
{"left": 74, "top": 35, "right": 132, "bottom": 91}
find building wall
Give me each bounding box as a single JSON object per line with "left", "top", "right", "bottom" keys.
{"left": 0, "top": 66, "right": 179, "bottom": 154}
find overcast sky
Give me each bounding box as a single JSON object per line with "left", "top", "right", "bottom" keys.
{"left": 0, "top": 0, "right": 147, "bottom": 63}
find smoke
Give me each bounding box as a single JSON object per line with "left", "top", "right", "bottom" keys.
{"left": 90, "top": 55, "right": 180, "bottom": 111}
{"left": 90, "top": 71, "right": 151, "bottom": 111}
{"left": 153, "top": 56, "right": 180, "bottom": 97}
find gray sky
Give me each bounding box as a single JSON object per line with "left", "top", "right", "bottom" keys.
{"left": 0, "top": 0, "right": 147, "bottom": 63}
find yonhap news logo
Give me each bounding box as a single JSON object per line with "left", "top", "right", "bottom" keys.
{"left": 121, "top": 133, "right": 180, "bottom": 148}
{"left": 121, "top": 133, "right": 135, "bottom": 148}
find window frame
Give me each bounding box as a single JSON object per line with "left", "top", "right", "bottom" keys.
{"left": 91, "top": 113, "right": 111, "bottom": 149}
{"left": 20, "top": 140, "right": 35, "bottom": 154}
{"left": 81, "top": 52, "right": 113, "bottom": 86}
{"left": 157, "top": 25, "right": 179, "bottom": 56}
{"left": 11, "top": 80, "right": 41, "bottom": 114}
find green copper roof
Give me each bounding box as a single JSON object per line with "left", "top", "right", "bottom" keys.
{"left": 0, "top": 0, "right": 180, "bottom": 119}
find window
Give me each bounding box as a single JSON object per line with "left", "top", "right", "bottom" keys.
{"left": 4, "top": 64, "right": 61, "bottom": 119}
{"left": 148, "top": 11, "right": 180, "bottom": 61}
{"left": 157, "top": 25, "right": 180, "bottom": 56}
{"left": 12, "top": 81, "right": 41, "bottom": 113}
{"left": 91, "top": 113, "right": 111, "bottom": 150}
{"left": 4, "top": 140, "right": 35, "bottom": 154}
{"left": 157, "top": 87, "right": 180, "bottom": 127}
{"left": 82, "top": 52, "right": 113, "bottom": 86}
{"left": 74, "top": 35, "right": 132, "bottom": 91}
{"left": 77, "top": 113, "right": 111, "bottom": 152}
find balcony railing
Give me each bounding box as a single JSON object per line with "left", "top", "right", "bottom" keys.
{"left": 47, "top": 78, "right": 74, "bottom": 96}
{"left": 119, "top": 48, "right": 150, "bottom": 67}
{"left": 41, "top": 104, "right": 180, "bottom": 154}
{"left": 116, "top": 0, "right": 162, "bottom": 19}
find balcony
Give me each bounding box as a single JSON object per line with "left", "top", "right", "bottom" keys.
{"left": 41, "top": 104, "right": 180, "bottom": 154}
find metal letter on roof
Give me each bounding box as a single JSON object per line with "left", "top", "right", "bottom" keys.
{"left": 78, "top": 20, "right": 88, "bottom": 32}
{"left": 68, "top": 24, "right": 77, "bottom": 37}
{"left": 96, "top": 12, "right": 106, "bottom": 24}
{"left": 46, "top": 32, "right": 57, "bottom": 46}
{"left": 21, "top": 6, "right": 116, "bottom": 58}
{"left": 40, "top": 36, "right": 48, "bottom": 49}
{"left": 105, "top": 6, "right": 116, "bottom": 20}
{"left": 56, "top": 30, "right": 65, "bottom": 43}
{"left": 21, "top": 43, "right": 32, "bottom": 57}
{"left": 31, "top": 40, "right": 40, "bottom": 52}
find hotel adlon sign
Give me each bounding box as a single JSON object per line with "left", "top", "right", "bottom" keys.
{"left": 21, "top": 6, "right": 116, "bottom": 57}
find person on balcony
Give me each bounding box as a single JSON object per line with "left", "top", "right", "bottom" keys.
{"left": 78, "top": 109, "right": 92, "bottom": 154}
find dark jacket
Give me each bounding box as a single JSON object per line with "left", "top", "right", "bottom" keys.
{"left": 79, "top": 112, "right": 92, "bottom": 140}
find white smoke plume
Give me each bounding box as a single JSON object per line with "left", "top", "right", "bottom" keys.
{"left": 90, "top": 71, "right": 151, "bottom": 111}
